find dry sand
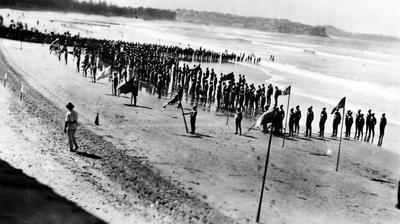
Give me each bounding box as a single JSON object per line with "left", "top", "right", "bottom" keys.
{"left": 0, "top": 38, "right": 400, "bottom": 223}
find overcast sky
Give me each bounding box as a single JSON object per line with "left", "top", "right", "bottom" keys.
{"left": 93, "top": 0, "right": 400, "bottom": 37}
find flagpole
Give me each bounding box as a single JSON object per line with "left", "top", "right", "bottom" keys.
{"left": 179, "top": 99, "right": 189, "bottom": 133}
{"left": 335, "top": 105, "right": 346, "bottom": 172}
{"left": 282, "top": 90, "right": 291, "bottom": 148}
{"left": 256, "top": 124, "right": 274, "bottom": 223}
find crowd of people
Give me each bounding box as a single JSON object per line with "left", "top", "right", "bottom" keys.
{"left": 46, "top": 29, "right": 390, "bottom": 148}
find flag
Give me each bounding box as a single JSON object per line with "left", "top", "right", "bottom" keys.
{"left": 331, "top": 97, "right": 346, "bottom": 114}
{"left": 163, "top": 94, "right": 180, "bottom": 108}
{"left": 220, "top": 72, "right": 235, "bottom": 82}
{"left": 282, "top": 85, "right": 291, "bottom": 95}
{"left": 253, "top": 108, "right": 275, "bottom": 129}
{"left": 96, "top": 66, "right": 111, "bottom": 81}
{"left": 118, "top": 77, "right": 136, "bottom": 94}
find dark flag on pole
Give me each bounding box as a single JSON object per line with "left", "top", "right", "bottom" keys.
{"left": 220, "top": 72, "right": 235, "bottom": 82}
{"left": 162, "top": 93, "right": 189, "bottom": 133}
{"left": 331, "top": 97, "right": 346, "bottom": 114}
{"left": 163, "top": 94, "right": 180, "bottom": 108}
{"left": 282, "top": 85, "right": 291, "bottom": 95}
{"left": 118, "top": 78, "right": 136, "bottom": 94}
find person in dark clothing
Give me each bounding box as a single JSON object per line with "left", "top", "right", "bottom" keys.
{"left": 378, "top": 113, "right": 387, "bottom": 147}
{"left": 354, "top": 110, "right": 361, "bottom": 139}
{"left": 345, "top": 110, "right": 353, "bottom": 138}
{"left": 319, "top": 107, "right": 327, "bottom": 138}
{"left": 274, "top": 86, "right": 281, "bottom": 107}
{"left": 216, "top": 81, "right": 222, "bottom": 108}
{"left": 234, "top": 107, "right": 243, "bottom": 135}
{"left": 305, "top": 106, "right": 314, "bottom": 138}
{"left": 364, "top": 109, "right": 372, "bottom": 141}
{"left": 294, "top": 105, "right": 301, "bottom": 135}
{"left": 357, "top": 114, "right": 365, "bottom": 140}
{"left": 289, "top": 108, "right": 295, "bottom": 137}
{"left": 113, "top": 73, "right": 118, "bottom": 96}
{"left": 184, "top": 106, "right": 198, "bottom": 134}
{"left": 332, "top": 109, "right": 341, "bottom": 138}
{"left": 368, "top": 113, "right": 377, "bottom": 143}
{"left": 260, "top": 84, "right": 266, "bottom": 111}
{"left": 266, "top": 84, "right": 273, "bottom": 107}
{"left": 156, "top": 75, "right": 163, "bottom": 98}
{"left": 277, "top": 105, "right": 285, "bottom": 134}
{"left": 131, "top": 78, "right": 139, "bottom": 106}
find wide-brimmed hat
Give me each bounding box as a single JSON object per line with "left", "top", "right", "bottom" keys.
{"left": 66, "top": 102, "right": 74, "bottom": 110}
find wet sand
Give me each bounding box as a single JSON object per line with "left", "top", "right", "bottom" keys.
{"left": 0, "top": 38, "right": 400, "bottom": 223}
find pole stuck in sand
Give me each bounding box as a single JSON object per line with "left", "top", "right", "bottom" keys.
{"left": 282, "top": 86, "right": 291, "bottom": 148}
{"left": 335, "top": 98, "right": 346, "bottom": 172}
{"left": 256, "top": 124, "right": 274, "bottom": 223}
{"left": 179, "top": 99, "right": 189, "bottom": 133}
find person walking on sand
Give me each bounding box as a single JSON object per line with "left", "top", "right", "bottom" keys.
{"left": 378, "top": 113, "right": 387, "bottom": 147}
{"left": 234, "top": 107, "right": 243, "bottom": 135}
{"left": 305, "top": 106, "right": 314, "bottom": 138}
{"left": 64, "top": 102, "right": 78, "bottom": 152}
{"left": 354, "top": 109, "right": 361, "bottom": 139}
{"left": 319, "top": 107, "right": 327, "bottom": 138}
{"left": 184, "top": 106, "right": 198, "bottom": 134}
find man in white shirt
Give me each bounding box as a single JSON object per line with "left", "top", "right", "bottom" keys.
{"left": 64, "top": 102, "right": 78, "bottom": 152}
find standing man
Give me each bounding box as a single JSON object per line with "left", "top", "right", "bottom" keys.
{"left": 378, "top": 113, "right": 386, "bottom": 147}
{"left": 332, "top": 109, "right": 341, "bottom": 138}
{"left": 234, "top": 107, "right": 243, "bottom": 135}
{"left": 274, "top": 86, "right": 281, "bottom": 107}
{"left": 294, "top": 105, "right": 302, "bottom": 135}
{"left": 364, "top": 109, "right": 372, "bottom": 141}
{"left": 345, "top": 110, "right": 353, "bottom": 138}
{"left": 289, "top": 108, "right": 295, "bottom": 137}
{"left": 64, "top": 102, "right": 78, "bottom": 152}
{"left": 319, "top": 107, "right": 327, "bottom": 138}
{"left": 354, "top": 109, "right": 362, "bottom": 139}
{"left": 277, "top": 105, "right": 285, "bottom": 134}
{"left": 305, "top": 106, "right": 314, "bottom": 138}
{"left": 184, "top": 106, "right": 198, "bottom": 134}
{"left": 357, "top": 114, "right": 365, "bottom": 140}
{"left": 266, "top": 84, "right": 273, "bottom": 108}
{"left": 113, "top": 72, "right": 119, "bottom": 96}
{"left": 369, "top": 113, "right": 377, "bottom": 143}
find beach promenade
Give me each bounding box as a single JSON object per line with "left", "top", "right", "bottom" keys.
{"left": 1, "top": 38, "right": 399, "bottom": 223}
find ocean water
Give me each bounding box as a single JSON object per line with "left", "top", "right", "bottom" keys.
{"left": 1, "top": 9, "right": 399, "bottom": 151}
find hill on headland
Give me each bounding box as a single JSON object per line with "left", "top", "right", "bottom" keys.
{"left": 0, "top": 0, "right": 398, "bottom": 41}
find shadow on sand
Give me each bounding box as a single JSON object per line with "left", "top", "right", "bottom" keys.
{"left": 174, "top": 133, "right": 213, "bottom": 139}
{"left": 0, "top": 159, "right": 106, "bottom": 223}
{"left": 75, "top": 151, "right": 102, "bottom": 160}
{"left": 123, "top": 104, "right": 153, "bottom": 110}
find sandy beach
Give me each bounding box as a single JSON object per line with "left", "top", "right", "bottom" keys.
{"left": 0, "top": 36, "right": 400, "bottom": 224}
